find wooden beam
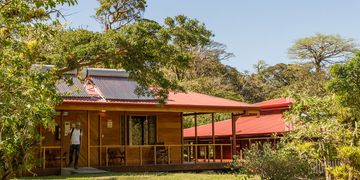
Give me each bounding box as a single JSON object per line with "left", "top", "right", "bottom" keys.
{"left": 194, "top": 114, "right": 198, "bottom": 145}
{"left": 56, "top": 103, "right": 252, "bottom": 113}
{"left": 124, "top": 113, "right": 128, "bottom": 166}
{"left": 211, "top": 113, "right": 215, "bottom": 162}
{"left": 231, "top": 113, "right": 237, "bottom": 157}
{"left": 87, "top": 111, "right": 90, "bottom": 167}
{"left": 99, "top": 115, "right": 102, "bottom": 166}
{"left": 60, "top": 111, "right": 64, "bottom": 168}
{"left": 182, "top": 112, "right": 211, "bottom": 116}
{"left": 180, "top": 112, "right": 184, "bottom": 164}
{"left": 211, "top": 113, "right": 215, "bottom": 145}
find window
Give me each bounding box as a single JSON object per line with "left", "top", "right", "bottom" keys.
{"left": 128, "top": 116, "right": 156, "bottom": 145}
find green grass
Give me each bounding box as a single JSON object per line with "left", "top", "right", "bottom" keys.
{"left": 17, "top": 172, "right": 259, "bottom": 180}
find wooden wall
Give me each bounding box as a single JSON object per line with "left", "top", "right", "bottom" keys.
{"left": 42, "top": 110, "right": 182, "bottom": 167}
{"left": 157, "top": 112, "right": 182, "bottom": 164}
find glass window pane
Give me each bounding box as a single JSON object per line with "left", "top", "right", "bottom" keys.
{"left": 148, "top": 116, "right": 156, "bottom": 145}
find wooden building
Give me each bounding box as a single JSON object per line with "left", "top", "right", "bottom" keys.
{"left": 183, "top": 98, "right": 294, "bottom": 159}
{"left": 38, "top": 67, "right": 259, "bottom": 174}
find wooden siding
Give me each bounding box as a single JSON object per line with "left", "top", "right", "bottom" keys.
{"left": 41, "top": 110, "right": 182, "bottom": 167}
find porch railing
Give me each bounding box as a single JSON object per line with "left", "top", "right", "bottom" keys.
{"left": 88, "top": 144, "right": 232, "bottom": 167}
{"left": 40, "top": 146, "right": 62, "bottom": 169}
{"left": 40, "top": 144, "right": 232, "bottom": 168}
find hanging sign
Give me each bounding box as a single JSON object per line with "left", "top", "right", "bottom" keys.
{"left": 64, "top": 122, "right": 71, "bottom": 136}
{"left": 107, "top": 119, "right": 113, "bottom": 128}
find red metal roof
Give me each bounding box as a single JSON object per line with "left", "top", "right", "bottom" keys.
{"left": 184, "top": 113, "right": 292, "bottom": 138}
{"left": 62, "top": 91, "right": 258, "bottom": 110}
{"left": 254, "top": 97, "right": 294, "bottom": 109}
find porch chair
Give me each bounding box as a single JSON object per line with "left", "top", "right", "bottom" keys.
{"left": 47, "top": 150, "right": 67, "bottom": 167}
{"left": 108, "top": 148, "right": 125, "bottom": 165}
{"left": 153, "top": 142, "right": 169, "bottom": 164}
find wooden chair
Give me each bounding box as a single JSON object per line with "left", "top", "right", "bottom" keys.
{"left": 47, "top": 150, "right": 67, "bottom": 167}
{"left": 108, "top": 148, "right": 125, "bottom": 165}
{"left": 153, "top": 142, "right": 169, "bottom": 164}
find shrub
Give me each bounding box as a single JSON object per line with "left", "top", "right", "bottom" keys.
{"left": 232, "top": 143, "right": 314, "bottom": 180}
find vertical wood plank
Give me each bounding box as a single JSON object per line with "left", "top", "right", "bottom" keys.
{"left": 211, "top": 113, "right": 215, "bottom": 162}
{"left": 180, "top": 112, "right": 183, "bottom": 164}
{"left": 140, "top": 146, "right": 143, "bottom": 165}
{"left": 195, "top": 144, "right": 198, "bottom": 164}
{"left": 154, "top": 145, "right": 157, "bottom": 165}
{"left": 99, "top": 115, "right": 102, "bottom": 166}
{"left": 60, "top": 111, "right": 64, "bottom": 168}
{"left": 231, "top": 113, "right": 236, "bottom": 157}
{"left": 195, "top": 114, "right": 198, "bottom": 145}
{"left": 124, "top": 112, "right": 128, "bottom": 166}
{"left": 87, "top": 111, "right": 90, "bottom": 167}
{"left": 43, "top": 148, "right": 46, "bottom": 169}
{"left": 220, "top": 145, "right": 223, "bottom": 163}
{"left": 168, "top": 145, "right": 171, "bottom": 164}
{"left": 106, "top": 146, "right": 108, "bottom": 167}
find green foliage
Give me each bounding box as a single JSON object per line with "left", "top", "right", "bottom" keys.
{"left": 0, "top": 0, "right": 213, "bottom": 178}
{"left": 236, "top": 143, "right": 314, "bottom": 180}
{"left": 328, "top": 146, "right": 360, "bottom": 179}
{"left": 288, "top": 33, "right": 357, "bottom": 72}
{"left": 327, "top": 52, "right": 360, "bottom": 116}
{"left": 95, "top": 0, "right": 147, "bottom": 30}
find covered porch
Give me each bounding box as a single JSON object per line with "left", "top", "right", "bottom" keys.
{"left": 40, "top": 97, "right": 258, "bottom": 171}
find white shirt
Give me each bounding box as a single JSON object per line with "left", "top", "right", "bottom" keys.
{"left": 71, "top": 128, "right": 82, "bottom": 145}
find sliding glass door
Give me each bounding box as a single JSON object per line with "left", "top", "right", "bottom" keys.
{"left": 128, "top": 116, "right": 156, "bottom": 145}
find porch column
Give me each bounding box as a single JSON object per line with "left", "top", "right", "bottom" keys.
{"left": 231, "top": 113, "right": 237, "bottom": 157}
{"left": 212, "top": 113, "right": 215, "bottom": 144}
{"left": 211, "top": 113, "right": 215, "bottom": 162}
{"left": 195, "top": 114, "right": 198, "bottom": 144}
{"left": 194, "top": 114, "right": 198, "bottom": 163}
{"left": 87, "top": 111, "right": 90, "bottom": 167}
{"left": 180, "top": 112, "right": 184, "bottom": 164}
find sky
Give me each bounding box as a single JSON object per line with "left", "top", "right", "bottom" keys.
{"left": 60, "top": 0, "right": 360, "bottom": 72}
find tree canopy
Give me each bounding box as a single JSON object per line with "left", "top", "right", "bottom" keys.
{"left": 288, "top": 33, "right": 357, "bottom": 72}
{"left": 0, "top": 0, "right": 213, "bottom": 178}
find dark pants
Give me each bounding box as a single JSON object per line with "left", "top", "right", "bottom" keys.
{"left": 69, "top": 144, "right": 80, "bottom": 167}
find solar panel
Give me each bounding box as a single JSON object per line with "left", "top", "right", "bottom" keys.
{"left": 91, "top": 76, "right": 155, "bottom": 100}
{"left": 56, "top": 76, "right": 90, "bottom": 98}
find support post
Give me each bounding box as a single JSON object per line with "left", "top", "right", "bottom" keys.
{"left": 231, "top": 113, "right": 237, "bottom": 157}
{"left": 211, "top": 113, "right": 215, "bottom": 162}
{"left": 195, "top": 114, "right": 198, "bottom": 145}
{"left": 124, "top": 113, "right": 128, "bottom": 166}
{"left": 87, "top": 111, "right": 90, "bottom": 167}
{"left": 60, "top": 111, "right": 64, "bottom": 168}
{"left": 180, "top": 112, "right": 184, "bottom": 164}
{"left": 194, "top": 114, "right": 198, "bottom": 163}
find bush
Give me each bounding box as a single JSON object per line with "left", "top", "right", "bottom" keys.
{"left": 328, "top": 146, "right": 360, "bottom": 179}
{"left": 232, "top": 143, "right": 314, "bottom": 180}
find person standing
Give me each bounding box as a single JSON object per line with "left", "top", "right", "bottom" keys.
{"left": 68, "top": 122, "right": 82, "bottom": 169}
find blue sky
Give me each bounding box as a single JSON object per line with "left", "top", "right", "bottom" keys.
{"left": 61, "top": 0, "right": 360, "bottom": 72}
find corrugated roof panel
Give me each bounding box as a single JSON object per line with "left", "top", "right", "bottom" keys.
{"left": 184, "top": 113, "right": 290, "bottom": 138}
{"left": 56, "top": 76, "right": 90, "bottom": 98}
{"left": 91, "top": 76, "right": 155, "bottom": 100}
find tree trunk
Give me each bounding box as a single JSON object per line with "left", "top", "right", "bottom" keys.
{"left": 315, "top": 61, "right": 322, "bottom": 73}
{"left": 1, "top": 170, "right": 11, "bottom": 180}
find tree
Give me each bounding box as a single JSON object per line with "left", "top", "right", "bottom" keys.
{"left": 0, "top": 1, "right": 213, "bottom": 179}
{"left": 253, "top": 59, "right": 268, "bottom": 73}
{"left": 95, "top": 0, "right": 146, "bottom": 31}
{"left": 288, "top": 34, "right": 357, "bottom": 72}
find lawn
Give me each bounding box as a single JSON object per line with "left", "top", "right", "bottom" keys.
{"left": 17, "top": 172, "right": 259, "bottom": 180}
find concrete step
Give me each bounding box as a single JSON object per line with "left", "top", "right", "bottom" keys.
{"left": 61, "top": 167, "right": 107, "bottom": 176}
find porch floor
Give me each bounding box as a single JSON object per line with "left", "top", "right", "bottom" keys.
{"left": 61, "top": 167, "right": 107, "bottom": 176}
{"left": 99, "top": 163, "right": 229, "bottom": 172}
